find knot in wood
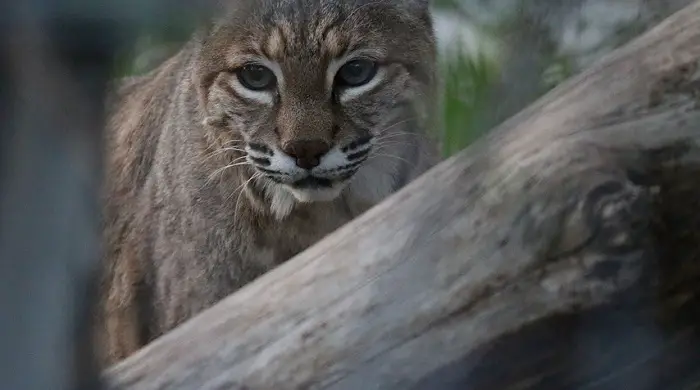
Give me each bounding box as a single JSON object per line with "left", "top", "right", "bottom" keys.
{"left": 583, "top": 179, "right": 651, "bottom": 255}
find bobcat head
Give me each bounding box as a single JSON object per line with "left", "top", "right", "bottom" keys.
{"left": 196, "top": 0, "right": 436, "bottom": 216}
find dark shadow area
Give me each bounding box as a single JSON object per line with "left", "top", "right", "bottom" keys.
{"left": 411, "top": 159, "right": 700, "bottom": 390}
{"left": 0, "top": 3, "right": 133, "bottom": 389}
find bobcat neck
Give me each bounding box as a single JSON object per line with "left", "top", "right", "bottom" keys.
{"left": 98, "top": 0, "right": 438, "bottom": 367}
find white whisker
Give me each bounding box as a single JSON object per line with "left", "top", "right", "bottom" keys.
{"left": 374, "top": 117, "right": 418, "bottom": 137}
{"left": 232, "top": 172, "right": 263, "bottom": 211}
{"left": 372, "top": 140, "right": 412, "bottom": 149}
{"left": 203, "top": 151, "right": 247, "bottom": 164}
{"left": 375, "top": 131, "right": 427, "bottom": 142}
{"left": 221, "top": 139, "right": 245, "bottom": 146}
{"left": 202, "top": 161, "right": 251, "bottom": 190}
{"left": 367, "top": 152, "right": 415, "bottom": 167}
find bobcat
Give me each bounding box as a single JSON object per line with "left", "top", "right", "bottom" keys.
{"left": 99, "top": 0, "right": 439, "bottom": 366}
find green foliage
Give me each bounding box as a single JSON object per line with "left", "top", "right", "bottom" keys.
{"left": 439, "top": 51, "right": 499, "bottom": 157}
{"left": 541, "top": 54, "right": 575, "bottom": 91}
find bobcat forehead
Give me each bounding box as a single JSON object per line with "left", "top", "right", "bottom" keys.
{"left": 322, "top": 27, "right": 349, "bottom": 58}
{"left": 263, "top": 27, "right": 286, "bottom": 60}
{"left": 263, "top": 23, "right": 348, "bottom": 61}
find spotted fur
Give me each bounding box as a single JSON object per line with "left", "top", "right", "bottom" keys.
{"left": 98, "top": 0, "right": 439, "bottom": 366}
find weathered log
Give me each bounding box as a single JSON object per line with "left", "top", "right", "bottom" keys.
{"left": 105, "top": 2, "right": 700, "bottom": 389}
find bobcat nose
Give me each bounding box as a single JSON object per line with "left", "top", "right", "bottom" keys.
{"left": 282, "top": 140, "right": 330, "bottom": 170}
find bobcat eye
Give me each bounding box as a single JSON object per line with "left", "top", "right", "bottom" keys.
{"left": 237, "top": 64, "right": 276, "bottom": 91}
{"left": 335, "top": 59, "right": 378, "bottom": 87}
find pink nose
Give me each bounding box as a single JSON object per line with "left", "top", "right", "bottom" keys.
{"left": 282, "top": 140, "right": 330, "bottom": 169}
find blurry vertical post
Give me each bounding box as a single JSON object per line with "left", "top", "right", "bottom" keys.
{"left": 0, "top": 0, "right": 136, "bottom": 389}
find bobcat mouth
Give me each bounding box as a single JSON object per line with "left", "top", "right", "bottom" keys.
{"left": 284, "top": 175, "right": 349, "bottom": 203}
{"left": 262, "top": 172, "right": 352, "bottom": 203}
{"left": 264, "top": 173, "right": 336, "bottom": 187}
{"left": 291, "top": 176, "right": 333, "bottom": 189}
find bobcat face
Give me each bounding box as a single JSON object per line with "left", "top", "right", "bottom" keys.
{"left": 197, "top": 0, "right": 436, "bottom": 208}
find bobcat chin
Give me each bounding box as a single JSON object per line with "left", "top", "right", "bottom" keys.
{"left": 98, "top": 0, "right": 439, "bottom": 366}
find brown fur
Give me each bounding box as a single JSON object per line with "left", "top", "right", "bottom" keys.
{"left": 98, "top": 0, "right": 439, "bottom": 366}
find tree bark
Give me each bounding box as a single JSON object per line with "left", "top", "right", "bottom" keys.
{"left": 104, "top": 1, "right": 700, "bottom": 389}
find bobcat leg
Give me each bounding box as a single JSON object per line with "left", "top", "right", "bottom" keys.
{"left": 98, "top": 249, "right": 148, "bottom": 367}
